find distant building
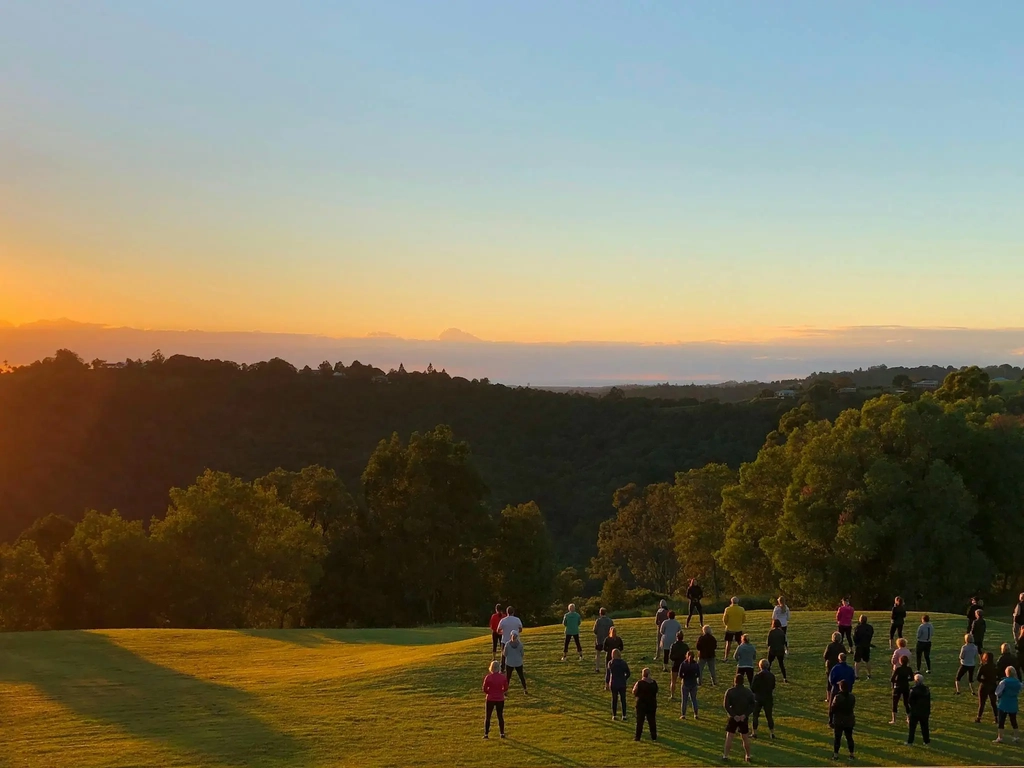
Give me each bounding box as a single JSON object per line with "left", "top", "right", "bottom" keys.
{"left": 371, "top": 374, "right": 388, "bottom": 384}
{"left": 912, "top": 380, "right": 939, "bottom": 390}
{"left": 775, "top": 389, "right": 798, "bottom": 398}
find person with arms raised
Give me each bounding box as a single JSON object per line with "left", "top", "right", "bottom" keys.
{"left": 686, "top": 578, "right": 705, "bottom": 628}
{"left": 829, "top": 679, "right": 856, "bottom": 760}
{"left": 482, "top": 660, "right": 509, "bottom": 739}
{"left": 723, "top": 597, "right": 746, "bottom": 662}
{"left": 907, "top": 674, "right": 931, "bottom": 746}
{"left": 592, "top": 607, "right": 614, "bottom": 672}
{"left": 561, "top": 603, "right": 583, "bottom": 662}
{"left": 852, "top": 614, "right": 874, "bottom": 681}
{"left": 751, "top": 658, "right": 776, "bottom": 741}
{"left": 697, "top": 625, "right": 719, "bottom": 686}
{"left": 722, "top": 673, "right": 756, "bottom": 762}
{"left": 632, "top": 668, "right": 659, "bottom": 742}
{"left": 890, "top": 596, "right": 907, "bottom": 649}
{"left": 606, "top": 647, "right": 631, "bottom": 722}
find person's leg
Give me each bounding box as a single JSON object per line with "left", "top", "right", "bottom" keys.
{"left": 573, "top": 635, "right": 582, "bottom": 655}
{"left": 670, "top": 670, "right": 679, "bottom": 698}
{"left": 889, "top": 623, "right": 896, "bottom": 649}
{"left": 977, "top": 690, "right": 986, "bottom": 722}
{"left": 595, "top": 647, "right": 602, "bottom": 672}
{"left": 956, "top": 664, "right": 966, "bottom": 693}
{"left": 496, "top": 701, "right": 505, "bottom": 736}
{"left": 782, "top": 624, "right": 789, "bottom": 649}
{"left": 501, "top": 645, "right": 507, "bottom": 673}
{"left": 765, "top": 700, "right": 775, "bottom": 733}
{"left": 751, "top": 702, "right": 761, "bottom": 735}
{"left": 505, "top": 665, "right": 512, "bottom": 685}
{"left": 698, "top": 603, "right": 704, "bottom": 626}
{"left": 908, "top": 715, "right": 917, "bottom": 744}
{"left": 778, "top": 653, "right": 788, "bottom": 681}
{"left": 925, "top": 644, "right": 932, "bottom": 672}
{"left": 921, "top": 715, "right": 930, "bottom": 744}
{"left": 989, "top": 692, "right": 998, "bottom": 722}
{"left": 997, "top": 709, "right": 1006, "bottom": 741}
{"left": 902, "top": 690, "right": 910, "bottom": 715}
{"left": 724, "top": 732, "right": 734, "bottom": 758}
{"left": 664, "top": 648, "right": 671, "bottom": 671}
{"left": 562, "top": 635, "right": 570, "bottom": 658}
{"left": 485, "top": 701, "right": 494, "bottom": 735}
{"left": 687, "top": 600, "right": 696, "bottom": 627}
{"left": 741, "top": 732, "right": 751, "bottom": 759}
{"left": 634, "top": 709, "right": 644, "bottom": 741}
{"left": 916, "top": 647, "right": 923, "bottom": 671}
{"left": 1011, "top": 713, "right": 1018, "bottom": 742}
{"left": 708, "top": 657, "right": 717, "bottom": 685}
{"left": 515, "top": 666, "right": 527, "bottom": 691}
{"left": 687, "top": 685, "right": 699, "bottom": 718}
{"left": 891, "top": 691, "right": 899, "bottom": 723}
{"left": 846, "top": 727, "right": 855, "bottom": 756}
{"left": 833, "top": 728, "right": 842, "bottom": 756}
{"left": 619, "top": 689, "right": 628, "bottom": 720}
{"left": 492, "top": 632, "right": 499, "bottom": 656}
{"left": 649, "top": 710, "right": 658, "bottom": 740}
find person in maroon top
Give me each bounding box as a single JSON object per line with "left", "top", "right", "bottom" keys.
{"left": 482, "top": 660, "right": 509, "bottom": 739}
{"left": 489, "top": 604, "right": 503, "bottom": 658}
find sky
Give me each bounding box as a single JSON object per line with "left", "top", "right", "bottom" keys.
{"left": 2, "top": 1, "right": 1023, "bottom": 352}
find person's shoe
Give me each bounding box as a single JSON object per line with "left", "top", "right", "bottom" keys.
{"left": 694, "top": 714, "right": 699, "bottom": 720}
{"left": 622, "top": 717, "right": 628, "bottom": 722}
{"left": 849, "top": 753, "right": 855, "bottom": 760}
{"left": 612, "top": 715, "right": 618, "bottom": 721}
{"left": 680, "top": 715, "right": 686, "bottom": 720}
{"left": 652, "top": 737, "right": 658, "bottom": 742}
{"left": 866, "top": 674, "right": 871, "bottom": 680}
{"left": 560, "top": 655, "right": 566, "bottom": 662}
{"left": 832, "top": 754, "right": 839, "bottom": 761}
{"left": 926, "top": 669, "right": 931, "bottom": 674}
{"left": 955, "top": 690, "right": 961, "bottom": 695}
{"left": 744, "top": 755, "right": 751, "bottom": 762}
{"left": 751, "top": 732, "right": 757, "bottom": 739}
{"left": 993, "top": 738, "right": 1003, "bottom": 743}
{"left": 770, "top": 732, "right": 775, "bottom": 740}
{"left": 975, "top": 718, "right": 981, "bottom": 723}
{"left": 483, "top": 734, "right": 489, "bottom": 740}
{"left": 721, "top": 756, "right": 728, "bottom": 761}
{"left": 500, "top": 733, "right": 506, "bottom": 739}
{"left": 634, "top": 738, "right": 641, "bottom": 742}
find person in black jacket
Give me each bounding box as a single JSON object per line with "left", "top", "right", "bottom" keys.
{"left": 603, "top": 626, "right": 624, "bottom": 666}
{"left": 967, "top": 597, "right": 980, "bottom": 633}
{"left": 632, "top": 668, "right": 659, "bottom": 741}
{"left": 751, "top": 659, "right": 776, "bottom": 740}
{"left": 829, "top": 680, "right": 856, "bottom": 760}
{"left": 907, "top": 675, "right": 931, "bottom": 745}
{"left": 890, "top": 596, "right": 907, "bottom": 649}
{"left": 972, "top": 609, "right": 988, "bottom": 653}
{"left": 686, "top": 579, "right": 704, "bottom": 628}
{"left": 997, "top": 644, "right": 1019, "bottom": 681}
{"left": 853, "top": 614, "right": 874, "bottom": 681}
{"left": 890, "top": 655, "right": 913, "bottom": 724}
{"left": 824, "top": 632, "right": 846, "bottom": 702}
{"left": 766, "top": 619, "right": 788, "bottom": 682}
{"left": 1013, "top": 593, "right": 1024, "bottom": 641}
{"left": 977, "top": 651, "right": 999, "bottom": 724}
{"left": 606, "top": 648, "right": 632, "bottom": 721}
{"left": 668, "top": 630, "right": 690, "bottom": 700}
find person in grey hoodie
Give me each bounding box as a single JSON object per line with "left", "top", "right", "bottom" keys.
{"left": 659, "top": 611, "right": 683, "bottom": 671}
{"left": 735, "top": 634, "right": 757, "bottom": 685}
{"left": 593, "top": 608, "right": 615, "bottom": 672}
{"left": 956, "top": 633, "right": 978, "bottom": 696}
{"left": 916, "top": 614, "right": 934, "bottom": 673}
{"left": 655, "top": 599, "right": 670, "bottom": 657}
{"left": 502, "top": 631, "right": 528, "bottom": 694}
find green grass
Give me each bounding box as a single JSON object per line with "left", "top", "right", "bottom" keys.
{"left": 0, "top": 612, "right": 1020, "bottom": 766}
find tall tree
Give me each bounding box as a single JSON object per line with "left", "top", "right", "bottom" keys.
{"left": 0, "top": 540, "right": 50, "bottom": 630}
{"left": 673, "top": 463, "right": 736, "bottom": 597}
{"left": 490, "top": 502, "right": 556, "bottom": 623}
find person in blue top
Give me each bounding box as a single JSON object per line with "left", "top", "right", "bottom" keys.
{"left": 561, "top": 603, "right": 583, "bottom": 661}
{"left": 994, "top": 666, "right": 1022, "bottom": 744}
{"left": 828, "top": 653, "right": 856, "bottom": 712}
{"left": 606, "top": 648, "right": 632, "bottom": 722}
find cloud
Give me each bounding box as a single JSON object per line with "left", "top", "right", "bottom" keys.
{"left": 366, "top": 331, "right": 401, "bottom": 338}
{"left": 438, "top": 328, "right": 483, "bottom": 343}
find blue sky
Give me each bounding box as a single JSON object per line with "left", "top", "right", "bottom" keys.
{"left": 2, "top": 1, "right": 1022, "bottom": 344}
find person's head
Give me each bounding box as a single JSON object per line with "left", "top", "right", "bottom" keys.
{"left": 668, "top": 610, "right": 676, "bottom": 620}
{"left": 494, "top": 603, "right": 502, "bottom": 613}
{"left": 1007, "top": 667, "right": 1019, "bottom": 680}
{"left": 858, "top": 614, "right": 867, "bottom": 625}
{"left": 642, "top": 667, "right": 651, "bottom": 679}
{"left": 702, "top": 625, "right": 713, "bottom": 635}
{"left": 777, "top": 596, "right": 786, "bottom": 607}
{"left": 895, "top": 596, "right": 904, "bottom": 606}
{"left": 914, "top": 674, "right": 924, "bottom": 686}
{"left": 568, "top": 603, "right": 576, "bottom": 613}
{"left": 489, "top": 660, "right": 500, "bottom": 674}
{"left": 899, "top": 655, "right": 909, "bottom": 667}
{"left": 506, "top": 606, "right": 515, "bottom": 616}
{"left": 832, "top": 632, "right": 842, "bottom": 643}
{"left": 1002, "top": 643, "right": 1011, "bottom": 654}
{"left": 730, "top": 596, "right": 739, "bottom": 605}
{"left": 971, "top": 597, "right": 978, "bottom": 605}
{"left": 611, "top": 648, "right": 621, "bottom": 660}
{"left": 921, "top": 614, "right": 930, "bottom": 623}
{"left": 838, "top": 652, "right": 847, "bottom": 664}
{"left": 734, "top": 673, "right": 745, "bottom": 687}
{"left": 676, "top": 630, "right": 684, "bottom": 642}
{"left": 758, "top": 659, "right": 769, "bottom": 671}
{"left": 897, "top": 638, "right": 907, "bottom": 649}
{"left": 741, "top": 634, "right": 750, "bottom": 644}
{"left": 983, "top": 652, "right": 994, "bottom": 665}
{"left": 1018, "top": 592, "right": 1024, "bottom": 603}
{"left": 510, "top": 631, "right": 519, "bottom": 644}
{"left": 660, "top": 599, "right": 668, "bottom": 609}
{"left": 966, "top": 633, "right": 974, "bottom": 645}
{"left": 609, "top": 626, "right": 617, "bottom": 637}
{"left": 838, "top": 680, "right": 849, "bottom": 694}
{"left": 599, "top": 607, "right": 607, "bottom": 617}
{"left": 977, "top": 610, "right": 984, "bottom": 619}
{"left": 771, "top": 619, "right": 781, "bottom": 630}
{"left": 685, "top": 651, "right": 695, "bottom": 662}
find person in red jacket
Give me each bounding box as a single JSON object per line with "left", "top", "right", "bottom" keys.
{"left": 489, "top": 604, "right": 504, "bottom": 658}
{"left": 482, "top": 660, "right": 509, "bottom": 739}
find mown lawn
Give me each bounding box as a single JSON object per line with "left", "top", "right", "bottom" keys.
{"left": 0, "top": 612, "right": 1019, "bottom": 766}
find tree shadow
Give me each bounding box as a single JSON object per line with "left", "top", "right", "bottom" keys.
{"left": 0, "top": 631, "right": 302, "bottom": 767}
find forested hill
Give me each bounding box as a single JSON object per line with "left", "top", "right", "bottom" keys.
{"left": 0, "top": 351, "right": 788, "bottom": 561}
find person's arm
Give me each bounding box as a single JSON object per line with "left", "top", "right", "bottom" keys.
{"left": 483, "top": 677, "right": 489, "bottom": 694}
{"left": 502, "top": 676, "right": 509, "bottom": 693}
{"left": 624, "top": 663, "right": 631, "bottom": 681}
{"left": 562, "top": 614, "right": 567, "bottom": 628}
{"left": 996, "top": 680, "right": 1006, "bottom": 698}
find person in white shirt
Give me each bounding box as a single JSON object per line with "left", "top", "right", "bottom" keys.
{"left": 771, "top": 597, "right": 790, "bottom": 652}
{"left": 496, "top": 607, "right": 524, "bottom": 671}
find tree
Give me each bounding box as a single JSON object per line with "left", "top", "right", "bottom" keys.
{"left": 0, "top": 540, "right": 50, "bottom": 630}
{"left": 601, "top": 569, "right": 628, "bottom": 611}
{"left": 937, "top": 366, "right": 990, "bottom": 402}
{"left": 490, "top": 502, "right": 556, "bottom": 623}
{"left": 255, "top": 466, "right": 357, "bottom": 537}
{"left": 673, "top": 463, "right": 736, "bottom": 597}
{"left": 362, "top": 425, "right": 492, "bottom": 623}
{"left": 553, "top": 567, "right": 586, "bottom": 608}
{"left": 16, "top": 513, "right": 75, "bottom": 561}
{"left": 318, "top": 360, "right": 334, "bottom": 376}
{"left": 892, "top": 374, "right": 912, "bottom": 389}
{"left": 591, "top": 483, "right": 680, "bottom": 594}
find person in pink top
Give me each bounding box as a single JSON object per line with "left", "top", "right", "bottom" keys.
{"left": 482, "top": 660, "right": 509, "bottom": 739}
{"left": 836, "top": 599, "right": 855, "bottom": 650}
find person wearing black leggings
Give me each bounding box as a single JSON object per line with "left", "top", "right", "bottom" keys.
{"left": 915, "top": 615, "right": 934, "bottom": 673}
{"left": 606, "top": 648, "right": 631, "bottom": 721}
{"left": 890, "top": 596, "right": 907, "bottom": 650}
{"left": 685, "top": 579, "right": 705, "bottom": 628}
{"left": 482, "top": 661, "right": 508, "bottom": 739}
{"left": 766, "top": 620, "right": 788, "bottom": 682}
{"left": 502, "top": 632, "right": 528, "bottom": 694}
{"left": 977, "top": 652, "right": 999, "bottom": 724}
{"left": 890, "top": 655, "right": 913, "bottom": 724}
{"left": 829, "top": 680, "right": 856, "bottom": 760}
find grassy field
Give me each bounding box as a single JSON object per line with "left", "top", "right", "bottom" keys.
{"left": 0, "top": 612, "right": 1021, "bottom": 767}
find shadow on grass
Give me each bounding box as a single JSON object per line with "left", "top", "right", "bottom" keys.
{"left": 0, "top": 631, "right": 302, "bottom": 766}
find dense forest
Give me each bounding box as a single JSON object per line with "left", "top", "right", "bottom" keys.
{"left": 0, "top": 349, "right": 787, "bottom": 561}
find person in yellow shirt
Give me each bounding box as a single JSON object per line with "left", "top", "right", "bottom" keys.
{"left": 723, "top": 597, "right": 746, "bottom": 661}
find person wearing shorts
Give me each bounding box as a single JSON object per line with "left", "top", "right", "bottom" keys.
{"left": 723, "top": 598, "right": 746, "bottom": 661}
{"left": 723, "top": 674, "right": 755, "bottom": 762}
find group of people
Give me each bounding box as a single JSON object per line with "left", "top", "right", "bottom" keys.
{"left": 480, "top": 588, "right": 1024, "bottom": 758}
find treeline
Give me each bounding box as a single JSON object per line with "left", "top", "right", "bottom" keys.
{"left": 0, "top": 349, "right": 785, "bottom": 562}
{"left": 0, "top": 425, "right": 560, "bottom": 631}
{"left": 591, "top": 367, "right": 1024, "bottom": 611}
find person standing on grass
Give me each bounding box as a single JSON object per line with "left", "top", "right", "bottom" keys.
{"left": 669, "top": 630, "right": 690, "bottom": 699}
{"left": 766, "top": 619, "right": 788, "bottom": 682}
{"left": 606, "top": 648, "right": 631, "bottom": 721}
{"left": 967, "top": 596, "right": 980, "bottom": 633}
{"left": 482, "top": 660, "right": 508, "bottom": 739}
{"left": 632, "top": 668, "right": 659, "bottom": 742}
{"left": 697, "top": 625, "right": 719, "bottom": 686}
{"left": 680, "top": 651, "right": 701, "bottom": 720}
{"left": 751, "top": 659, "right": 776, "bottom": 741}
{"left": 771, "top": 597, "right": 790, "bottom": 652}
{"left": 502, "top": 631, "right": 528, "bottom": 695}
{"left": 655, "top": 599, "right": 670, "bottom": 657}
{"left": 890, "top": 596, "right": 907, "bottom": 649}
{"left": 995, "top": 667, "right": 1022, "bottom": 744}
{"left": 1013, "top": 593, "right": 1024, "bottom": 641}
{"left": 496, "top": 606, "right": 523, "bottom": 671}
{"left": 972, "top": 610, "right": 988, "bottom": 653}
{"left": 890, "top": 655, "right": 913, "bottom": 724}
{"left": 593, "top": 608, "right": 615, "bottom": 672}
{"left": 723, "top": 597, "right": 746, "bottom": 661}
{"left": 852, "top": 614, "right": 874, "bottom": 680}
{"left": 489, "top": 604, "right": 504, "bottom": 659}
{"left": 735, "top": 634, "right": 757, "bottom": 685}
{"left": 829, "top": 680, "right": 856, "bottom": 760}
{"left": 907, "top": 674, "right": 931, "bottom": 746}
{"left": 604, "top": 625, "right": 624, "bottom": 667}
{"left": 723, "top": 673, "right": 756, "bottom": 762}
{"left": 561, "top": 603, "right": 583, "bottom": 661}
{"left": 891, "top": 638, "right": 911, "bottom": 670}
{"left": 956, "top": 633, "right": 979, "bottom": 695}
{"left": 977, "top": 652, "right": 999, "bottom": 724}
{"left": 836, "top": 598, "right": 855, "bottom": 649}
{"left": 916, "top": 614, "right": 934, "bottom": 673}
{"left": 1015, "top": 626, "right": 1024, "bottom": 676}
{"left": 997, "top": 644, "right": 1018, "bottom": 681}
{"left": 824, "top": 632, "right": 845, "bottom": 702}
{"left": 828, "top": 653, "right": 855, "bottom": 710}
{"left": 660, "top": 611, "right": 683, "bottom": 672}
{"left": 686, "top": 579, "right": 705, "bottom": 628}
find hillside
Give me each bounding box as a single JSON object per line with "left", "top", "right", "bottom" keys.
{"left": 1, "top": 612, "right": 1021, "bottom": 766}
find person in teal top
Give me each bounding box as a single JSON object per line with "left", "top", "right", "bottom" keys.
{"left": 995, "top": 667, "right": 1022, "bottom": 743}
{"left": 562, "top": 603, "right": 583, "bottom": 661}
